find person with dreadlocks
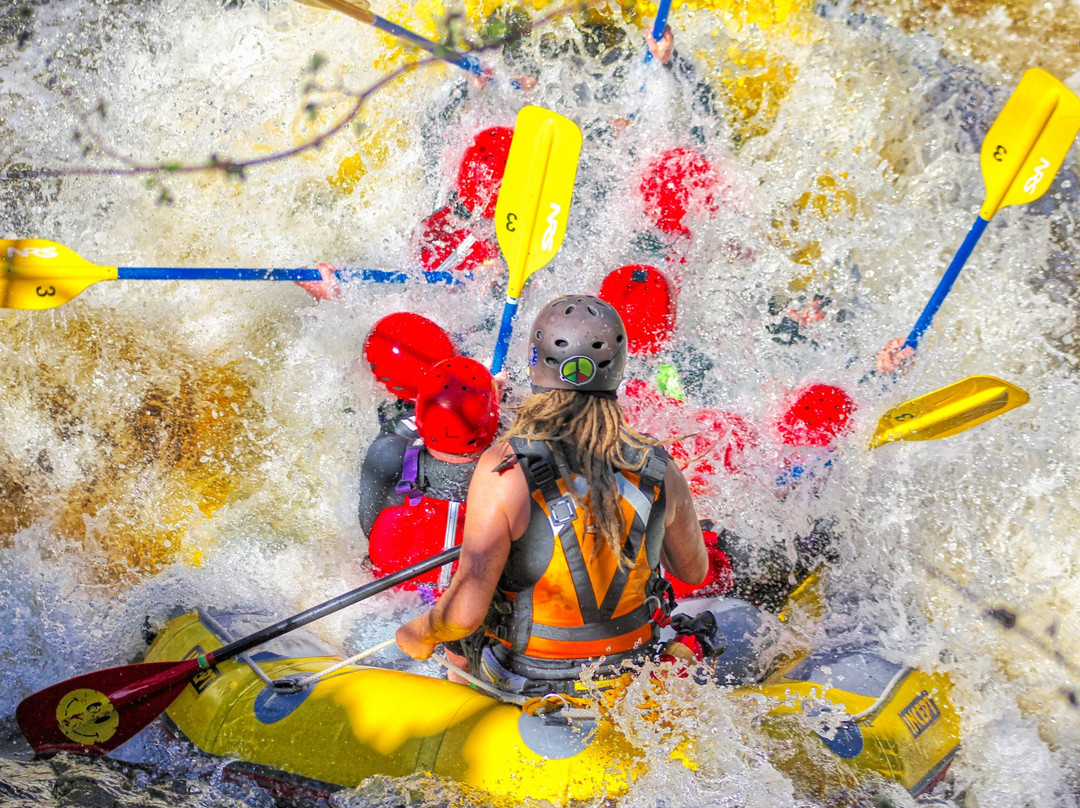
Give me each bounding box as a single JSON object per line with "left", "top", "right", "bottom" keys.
{"left": 396, "top": 295, "right": 707, "bottom": 695}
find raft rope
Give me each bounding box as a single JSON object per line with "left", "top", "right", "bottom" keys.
{"left": 434, "top": 653, "right": 527, "bottom": 705}
{"left": 264, "top": 633, "right": 597, "bottom": 722}
{"left": 435, "top": 653, "right": 599, "bottom": 722}
{"left": 849, "top": 665, "right": 914, "bottom": 721}
{"left": 271, "top": 639, "right": 397, "bottom": 694}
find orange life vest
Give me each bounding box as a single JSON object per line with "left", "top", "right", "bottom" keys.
{"left": 489, "top": 438, "right": 671, "bottom": 661}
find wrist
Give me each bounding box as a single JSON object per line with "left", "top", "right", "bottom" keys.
{"left": 424, "top": 609, "right": 473, "bottom": 644}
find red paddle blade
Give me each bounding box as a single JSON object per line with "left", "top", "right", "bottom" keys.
{"left": 16, "top": 658, "right": 201, "bottom": 756}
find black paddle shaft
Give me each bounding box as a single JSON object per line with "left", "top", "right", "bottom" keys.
{"left": 208, "top": 546, "right": 461, "bottom": 667}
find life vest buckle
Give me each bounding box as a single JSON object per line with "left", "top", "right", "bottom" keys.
{"left": 549, "top": 495, "right": 577, "bottom": 526}
{"left": 528, "top": 456, "right": 557, "bottom": 487}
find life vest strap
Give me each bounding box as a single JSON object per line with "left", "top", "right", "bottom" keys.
{"left": 522, "top": 447, "right": 577, "bottom": 527}
{"left": 528, "top": 600, "right": 657, "bottom": 642}
{"left": 597, "top": 450, "right": 667, "bottom": 620}
{"left": 394, "top": 440, "right": 424, "bottom": 506}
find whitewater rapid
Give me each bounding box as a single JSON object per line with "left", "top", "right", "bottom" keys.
{"left": 2, "top": 0, "right": 1080, "bottom": 805}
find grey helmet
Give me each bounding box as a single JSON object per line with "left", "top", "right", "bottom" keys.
{"left": 528, "top": 295, "right": 627, "bottom": 392}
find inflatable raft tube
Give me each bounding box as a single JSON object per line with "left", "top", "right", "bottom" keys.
{"left": 145, "top": 610, "right": 639, "bottom": 804}
{"left": 144, "top": 605, "right": 960, "bottom": 804}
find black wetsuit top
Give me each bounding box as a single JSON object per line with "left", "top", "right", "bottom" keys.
{"left": 357, "top": 426, "right": 478, "bottom": 536}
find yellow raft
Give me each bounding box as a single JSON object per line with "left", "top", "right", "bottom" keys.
{"left": 144, "top": 605, "right": 959, "bottom": 805}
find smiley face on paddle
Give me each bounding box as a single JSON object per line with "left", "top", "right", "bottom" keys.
{"left": 55, "top": 688, "right": 119, "bottom": 745}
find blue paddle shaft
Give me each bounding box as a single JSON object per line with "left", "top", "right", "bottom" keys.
{"left": 117, "top": 267, "right": 463, "bottom": 285}
{"left": 369, "top": 14, "right": 485, "bottom": 77}
{"left": 904, "top": 214, "right": 989, "bottom": 351}
{"left": 490, "top": 296, "right": 519, "bottom": 374}
{"left": 644, "top": 0, "right": 673, "bottom": 64}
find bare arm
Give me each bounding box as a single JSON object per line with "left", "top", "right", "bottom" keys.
{"left": 658, "top": 459, "right": 707, "bottom": 585}
{"left": 396, "top": 443, "right": 531, "bottom": 659}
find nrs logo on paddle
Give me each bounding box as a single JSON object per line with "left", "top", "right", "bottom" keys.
{"left": 1024, "top": 157, "right": 1050, "bottom": 195}
{"left": 541, "top": 203, "right": 561, "bottom": 251}
{"left": 7, "top": 246, "right": 58, "bottom": 259}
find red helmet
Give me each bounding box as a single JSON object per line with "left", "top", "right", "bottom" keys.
{"left": 415, "top": 357, "right": 500, "bottom": 454}
{"left": 598, "top": 264, "right": 677, "bottom": 355}
{"left": 363, "top": 313, "right": 456, "bottom": 402}
{"left": 455, "top": 126, "right": 513, "bottom": 219}
{"left": 639, "top": 147, "right": 721, "bottom": 235}
{"left": 777, "top": 384, "right": 856, "bottom": 447}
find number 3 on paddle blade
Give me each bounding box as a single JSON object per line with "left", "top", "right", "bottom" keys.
{"left": 495, "top": 106, "right": 583, "bottom": 300}
{"left": 980, "top": 69, "right": 1080, "bottom": 218}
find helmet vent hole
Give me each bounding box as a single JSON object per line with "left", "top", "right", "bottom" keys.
{"left": 564, "top": 305, "right": 575, "bottom": 314}
{"left": 554, "top": 339, "right": 569, "bottom": 348}
{"left": 535, "top": 330, "right": 543, "bottom": 340}
{"left": 598, "top": 360, "right": 611, "bottom": 368}
{"left": 545, "top": 357, "right": 559, "bottom": 367}
{"left": 616, "top": 334, "right": 625, "bottom": 344}
{"left": 586, "top": 305, "right": 598, "bottom": 316}
{"left": 591, "top": 341, "right": 605, "bottom": 350}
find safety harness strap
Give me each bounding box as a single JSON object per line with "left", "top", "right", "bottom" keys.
{"left": 395, "top": 440, "right": 424, "bottom": 506}
{"left": 528, "top": 602, "right": 656, "bottom": 642}
{"left": 512, "top": 439, "right": 601, "bottom": 622}
{"left": 597, "top": 448, "right": 668, "bottom": 619}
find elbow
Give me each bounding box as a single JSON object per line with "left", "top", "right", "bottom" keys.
{"left": 685, "top": 556, "right": 709, "bottom": 586}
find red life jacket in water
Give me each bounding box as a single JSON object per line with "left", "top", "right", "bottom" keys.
{"left": 367, "top": 441, "right": 463, "bottom": 594}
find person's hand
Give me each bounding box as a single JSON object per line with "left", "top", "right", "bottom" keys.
{"left": 493, "top": 369, "right": 508, "bottom": 401}
{"left": 786, "top": 298, "right": 827, "bottom": 326}
{"left": 511, "top": 75, "right": 537, "bottom": 90}
{"left": 875, "top": 337, "right": 915, "bottom": 375}
{"left": 395, "top": 613, "right": 438, "bottom": 660}
{"left": 469, "top": 66, "right": 494, "bottom": 90}
{"left": 646, "top": 26, "right": 674, "bottom": 64}
{"left": 297, "top": 262, "right": 343, "bottom": 301}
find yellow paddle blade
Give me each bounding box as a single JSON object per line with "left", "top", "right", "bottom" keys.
{"left": 1, "top": 239, "right": 117, "bottom": 310}
{"left": 495, "top": 106, "right": 583, "bottom": 300}
{"left": 980, "top": 68, "right": 1080, "bottom": 218}
{"left": 870, "top": 375, "right": 1030, "bottom": 449}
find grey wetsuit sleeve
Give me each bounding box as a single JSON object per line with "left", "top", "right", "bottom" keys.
{"left": 357, "top": 434, "right": 410, "bottom": 536}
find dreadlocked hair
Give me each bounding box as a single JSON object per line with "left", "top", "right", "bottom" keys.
{"left": 504, "top": 389, "right": 661, "bottom": 562}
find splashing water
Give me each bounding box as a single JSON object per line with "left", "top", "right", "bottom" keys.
{"left": 3, "top": 0, "right": 1080, "bottom": 804}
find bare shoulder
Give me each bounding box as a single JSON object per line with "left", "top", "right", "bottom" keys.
{"left": 472, "top": 442, "right": 529, "bottom": 495}
{"left": 662, "top": 457, "right": 694, "bottom": 507}
{"left": 477, "top": 441, "right": 515, "bottom": 469}
{"left": 466, "top": 441, "right": 532, "bottom": 537}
